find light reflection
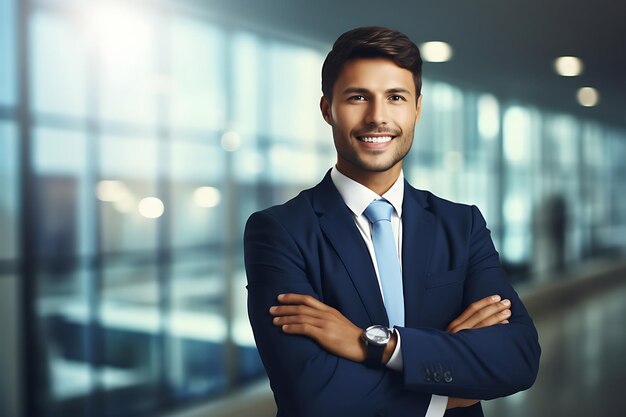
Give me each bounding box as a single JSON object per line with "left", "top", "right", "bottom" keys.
{"left": 138, "top": 197, "right": 164, "bottom": 218}
{"left": 554, "top": 56, "right": 584, "bottom": 77}
{"left": 97, "top": 180, "right": 136, "bottom": 213}
{"left": 221, "top": 130, "right": 241, "bottom": 152}
{"left": 478, "top": 94, "right": 500, "bottom": 140}
{"left": 577, "top": 87, "right": 600, "bottom": 107}
{"left": 420, "top": 41, "right": 453, "bottom": 63}
{"left": 112, "top": 196, "right": 135, "bottom": 213}
{"left": 96, "top": 180, "right": 129, "bottom": 202}
{"left": 504, "top": 196, "right": 528, "bottom": 223}
{"left": 82, "top": 2, "right": 153, "bottom": 68}
{"left": 503, "top": 106, "right": 531, "bottom": 163}
{"left": 193, "top": 186, "right": 221, "bottom": 208}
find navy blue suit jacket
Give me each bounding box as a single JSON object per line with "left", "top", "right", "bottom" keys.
{"left": 244, "top": 171, "right": 540, "bottom": 417}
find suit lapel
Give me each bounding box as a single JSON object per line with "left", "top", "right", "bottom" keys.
{"left": 313, "top": 172, "right": 389, "bottom": 326}
{"left": 401, "top": 183, "right": 436, "bottom": 328}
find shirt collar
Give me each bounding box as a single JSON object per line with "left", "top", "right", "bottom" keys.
{"left": 330, "top": 166, "right": 404, "bottom": 218}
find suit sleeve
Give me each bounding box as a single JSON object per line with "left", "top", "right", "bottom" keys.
{"left": 396, "top": 205, "right": 541, "bottom": 400}
{"left": 244, "top": 210, "right": 432, "bottom": 417}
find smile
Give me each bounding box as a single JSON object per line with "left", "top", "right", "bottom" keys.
{"left": 357, "top": 136, "right": 394, "bottom": 143}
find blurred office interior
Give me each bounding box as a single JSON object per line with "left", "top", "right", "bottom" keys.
{"left": 0, "top": 0, "right": 625, "bottom": 416}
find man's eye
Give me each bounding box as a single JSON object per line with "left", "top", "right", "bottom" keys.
{"left": 389, "top": 95, "right": 406, "bottom": 101}
{"left": 348, "top": 95, "right": 366, "bottom": 101}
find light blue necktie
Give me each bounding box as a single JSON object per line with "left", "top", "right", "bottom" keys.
{"left": 363, "top": 199, "right": 405, "bottom": 327}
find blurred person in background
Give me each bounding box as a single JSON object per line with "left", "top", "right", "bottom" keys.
{"left": 244, "top": 26, "right": 540, "bottom": 417}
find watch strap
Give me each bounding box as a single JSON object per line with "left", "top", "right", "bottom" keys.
{"left": 364, "top": 340, "right": 385, "bottom": 368}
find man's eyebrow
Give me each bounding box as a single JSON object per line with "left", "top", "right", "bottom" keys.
{"left": 386, "top": 88, "right": 413, "bottom": 95}
{"left": 341, "top": 87, "right": 413, "bottom": 96}
{"left": 341, "top": 87, "right": 371, "bottom": 95}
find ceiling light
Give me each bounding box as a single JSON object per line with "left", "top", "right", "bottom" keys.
{"left": 420, "top": 41, "right": 453, "bottom": 63}
{"left": 138, "top": 197, "right": 165, "bottom": 218}
{"left": 577, "top": 87, "right": 599, "bottom": 107}
{"left": 221, "top": 131, "right": 241, "bottom": 152}
{"left": 554, "top": 56, "right": 584, "bottom": 77}
{"left": 194, "top": 187, "right": 221, "bottom": 208}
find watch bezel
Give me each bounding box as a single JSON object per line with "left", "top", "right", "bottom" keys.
{"left": 363, "top": 325, "right": 392, "bottom": 346}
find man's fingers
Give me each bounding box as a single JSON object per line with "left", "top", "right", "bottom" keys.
{"left": 448, "top": 300, "right": 511, "bottom": 333}
{"left": 447, "top": 294, "right": 501, "bottom": 331}
{"left": 273, "top": 314, "right": 325, "bottom": 328}
{"left": 450, "top": 301, "right": 510, "bottom": 332}
{"left": 280, "top": 323, "right": 323, "bottom": 340}
{"left": 474, "top": 309, "right": 511, "bottom": 329}
{"left": 277, "top": 293, "right": 331, "bottom": 310}
{"left": 269, "top": 304, "right": 324, "bottom": 319}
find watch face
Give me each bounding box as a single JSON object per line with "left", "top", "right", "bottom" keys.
{"left": 366, "top": 326, "right": 390, "bottom": 345}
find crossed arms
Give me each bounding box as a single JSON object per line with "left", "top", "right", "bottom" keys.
{"left": 270, "top": 292, "right": 512, "bottom": 410}
{"left": 244, "top": 206, "right": 541, "bottom": 417}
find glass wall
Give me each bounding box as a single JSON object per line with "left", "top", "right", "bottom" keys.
{"left": 1, "top": 0, "right": 625, "bottom": 416}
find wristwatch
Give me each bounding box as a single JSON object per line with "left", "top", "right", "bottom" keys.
{"left": 361, "top": 325, "right": 392, "bottom": 368}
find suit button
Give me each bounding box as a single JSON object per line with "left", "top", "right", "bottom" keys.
{"left": 433, "top": 371, "right": 442, "bottom": 383}
{"left": 444, "top": 371, "right": 453, "bottom": 383}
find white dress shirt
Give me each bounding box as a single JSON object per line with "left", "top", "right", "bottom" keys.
{"left": 330, "top": 166, "right": 448, "bottom": 417}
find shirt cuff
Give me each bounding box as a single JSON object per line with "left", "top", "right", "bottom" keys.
{"left": 425, "top": 395, "right": 448, "bottom": 417}
{"left": 385, "top": 328, "right": 403, "bottom": 371}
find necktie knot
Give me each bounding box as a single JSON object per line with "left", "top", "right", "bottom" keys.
{"left": 364, "top": 199, "right": 394, "bottom": 224}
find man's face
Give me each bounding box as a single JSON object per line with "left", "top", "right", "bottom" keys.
{"left": 320, "top": 57, "right": 422, "bottom": 180}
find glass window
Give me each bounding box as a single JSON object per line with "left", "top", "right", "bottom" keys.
{"left": 232, "top": 32, "right": 261, "bottom": 136}
{"left": 0, "top": 0, "right": 16, "bottom": 106}
{"left": 169, "top": 255, "right": 228, "bottom": 398}
{"left": 99, "top": 135, "right": 159, "bottom": 252}
{"left": 169, "top": 17, "right": 226, "bottom": 131}
{"left": 170, "top": 140, "right": 224, "bottom": 247}
{"left": 0, "top": 122, "right": 18, "bottom": 260}
{"left": 99, "top": 262, "right": 162, "bottom": 414}
{"left": 32, "top": 127, "right": 94, "bottom": 415}
{"left": 0, "top": 273, "right": 20, "bottom": 417}
{"left": 94, "top": 4, "right": 159, "bottom": 126}
{"left": 478, "top": 94, "right": 500, "bottom": 141}
{"left": 266, "top": 42, "right": 327, "bottom": 143}
{"left": 266, "top": 143, "right": 320, "bottom": 186}
{"left": 32, "top": 127, "right": 88, "bottom": 259}
{"left": 503, "top": 106, "right": 532, "bottom": 165}
{"left": 502, "top": 106, "right": 539, "bottom": 270}
{"left": 30, "top": 10, "right": 88, "bottom": 118}
{"left": 35, "top": 267, "right": 94, "bottom": 410}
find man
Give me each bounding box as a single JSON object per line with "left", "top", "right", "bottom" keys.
{"left": 244, "top": 26, "right": 540, "bottom": 417}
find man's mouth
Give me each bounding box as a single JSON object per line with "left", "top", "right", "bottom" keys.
{"left": 357, "top": 135, "right": 395, "bottom": 143}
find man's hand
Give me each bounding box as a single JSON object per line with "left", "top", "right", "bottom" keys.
{"left": 447, "top": 294, "right": 511, "bottom": 334}
{"left": 445, "top": 294, "right": 512, "bottom": 410}
{"left": 270, "top": 293, "right": 368, "bottom": 363}
{"left": 447, "top": 397, "right": 481, "bottom": 410}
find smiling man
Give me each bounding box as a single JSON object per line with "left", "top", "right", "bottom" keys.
{"left": 244, "top": 26, "right": 540, "bottom": 417}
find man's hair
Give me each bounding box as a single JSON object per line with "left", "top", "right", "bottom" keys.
{"left": 321, "top": 26, "right": 423, "bottom": 102}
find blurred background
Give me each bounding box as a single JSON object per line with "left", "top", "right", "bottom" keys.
{"left": 0, "top": 0, "right": 625, "bottom": 416}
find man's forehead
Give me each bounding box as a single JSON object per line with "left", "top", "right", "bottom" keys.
{"left": 334, "top": 58, "right": 416, "bottom": 93}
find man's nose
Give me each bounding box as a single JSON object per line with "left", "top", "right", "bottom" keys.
{"left": 364, "top": 99, "right": 388, "bottom": 125}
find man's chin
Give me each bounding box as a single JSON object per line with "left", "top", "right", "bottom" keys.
{"left": 353, "top": 159, "right": 403, "bottom": 174}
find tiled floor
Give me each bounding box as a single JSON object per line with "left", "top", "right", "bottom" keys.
{"left": 483, "top": 281, "right": 626, "bottom": 417}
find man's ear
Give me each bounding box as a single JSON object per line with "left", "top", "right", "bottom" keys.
{"left": 320, "top": 96, "right": 333, "bottom": 126}
{"left": 415, "top": 94, "right": 423, "bottom": 123}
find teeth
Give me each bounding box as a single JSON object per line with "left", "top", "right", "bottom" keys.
{"left": 359, "top": 136, "right": 393, "bottom": 143}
